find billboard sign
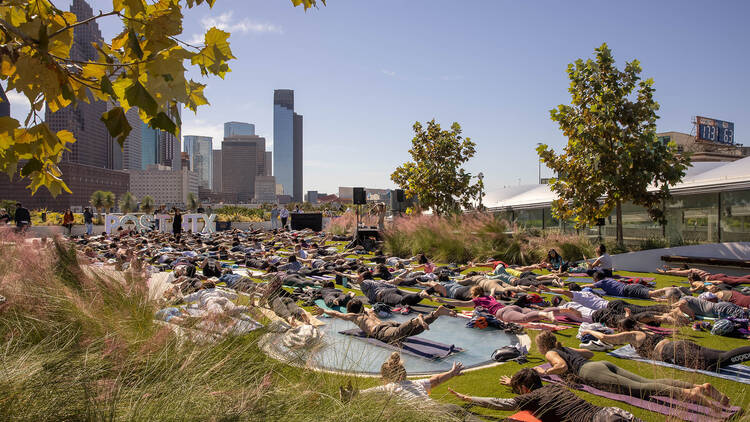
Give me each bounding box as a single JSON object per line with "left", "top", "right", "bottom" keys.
{"left": 696, "top": 116, "right": 735, "bottom": 145}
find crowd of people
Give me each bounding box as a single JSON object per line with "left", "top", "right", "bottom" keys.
{"left": 45, "top": 218, "right": 749, "bottom": 421}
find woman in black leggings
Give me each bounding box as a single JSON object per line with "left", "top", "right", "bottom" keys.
{"left": 592, "top": 300, "right": 686, "bottom": 327}
{"left": 583, "top": 317, "right": 750, "bottom": 371}
{"left": 535, "top": 331, "right": 729, "bottom": 406}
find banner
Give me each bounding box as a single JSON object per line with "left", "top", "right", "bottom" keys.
{"left": 105, "top": 213, "right": 216, "bottom": 234}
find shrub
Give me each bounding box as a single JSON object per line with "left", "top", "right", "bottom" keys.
{"left": 214, "top": 206, "right": 267, "bottom": 223}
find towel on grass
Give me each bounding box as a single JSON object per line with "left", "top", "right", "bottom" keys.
{"left": 339, "top": 328, "right": 463, "bottom": 359}
{"left": 536, "top": 364, "right": 742, "bottom": 422}
{"left": 608, "top": 344, "right": 750, "bottom": 385}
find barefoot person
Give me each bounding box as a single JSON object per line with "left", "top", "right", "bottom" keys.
{"left": 323, "top": 299, "right": 455, "bottom": 344}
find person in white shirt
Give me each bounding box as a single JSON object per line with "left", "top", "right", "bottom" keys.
{"left": 584, "top": 244, "right": 613, "bottom": 277}
{"left": 279, "top": 206, "right": 290, "bottom": 230}
{"left": 270, "top": 205, "right": 280, "bottom": 230}
{"left": 537, "top": 283, "right": 611, "bottom": 322}
{"left": 361, "top": 352, "right": 479, "bottom": 420}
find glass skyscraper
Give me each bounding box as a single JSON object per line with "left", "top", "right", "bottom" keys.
{"left": 141, "top": 125, "right": 158, "bottom": 169}
{"left": 273, "top": 89, "right": 303, "bottom": 201}
{"left": 224, "top": 121, "right": 255, "bottom": 137}
{"left": 183, "top": 135, "right": 213, "bottom": 189}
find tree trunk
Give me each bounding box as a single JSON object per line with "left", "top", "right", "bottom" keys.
{"left": 616, "top": 200, "right": 623, "bottom": 247}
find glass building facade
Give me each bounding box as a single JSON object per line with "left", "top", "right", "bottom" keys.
{"left": 183, "top": 135, "right": 213, "bottom": 190}
{"left": 224, "top": 122, "right": 255, "bottom": 137}
{"left": 274, "top": 90, "right": 295, "bottom": 198}
{"left": 141, "top": 125, "right": 158, "bottom": 169}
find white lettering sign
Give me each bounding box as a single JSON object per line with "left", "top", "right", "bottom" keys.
{"left": 105, "top": 214, "right": 217, "bottom": 234}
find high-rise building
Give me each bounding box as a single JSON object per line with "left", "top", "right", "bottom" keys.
{"left": 224, "top": 121, "right": 255, "bottom": 137}
{"left": 212, "top": 149, "right": 222, "bottom": 193}
{"left": 0, "top": 86, "right": 9, "bottom": 117}
{"left": 157, "top": 106, "right": 181, "bottom": 169}
{"left": 273, "top": 89, "right": 303, "bottom": 201}
{"left": 183, "top": 135, "right": 213, "bottom": 190}
{"left": 107, "top": 106, "right": 142, "bottom": 170}
{"left": 45, "top": 0, "right": 109, "bottom": 168}
{"left": 127, "top": 164, "right": 198, "bottom": 207}
{"left": 264, "top": 151, "right": 273, "bottom": 176}
{"left": 254, "top": 175, "right": 277, "bottom": 203}
{"left": 222, "top": 135, "right": 266, "bottom": 202}
{"left": 141, "top": 125, "right": 158, "bottom": 169}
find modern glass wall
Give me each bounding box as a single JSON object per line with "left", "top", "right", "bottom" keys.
{"left": 665, "top": 193, "right": 719, "bottom": 243}
{"left": 721, "top": 191, "right": 750, "bottom": 242}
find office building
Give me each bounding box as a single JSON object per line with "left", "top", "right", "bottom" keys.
{"left": 212, "top": 149, "right": 222, "bottom": 193}
{"left": 224, "top": 121, "right": 255, "bottom": 137}
{"left": 273, "top": 89, "right": 303, "bottom": 202}
{"left": 45, "top": 0, "right": 109, "bottom": 168}
{"left": 0, "top": 87, "right": 9, "bottom": 117}
{"left": 254, "top": 175, "right": 277, "bottom": 203}
{"left": 107, "top": 106, "right": 142, "bottom": 170}
{"left": 306, "top": 191, "right": 319, "bottom": 204}
{"left": 183, "top": 135, "right": 213, "bottom": 189}
{"left": 658, "top": 131, "right": 750, "bottom": 162}
{"left": 127, "top": 164, "right": 198, "bottom": 207}
{"left": 157, "top": 106, "right": 181, "bottom": 169}
{"left": 264, "top": 151, "right": 273, "bottom": 176}
{"left": 141, "top": 125, "right": 158, "bottom": 169}
{"left": 0, "top": 163, "right": 129, "bottom": 211}
{"left": 221, "top": 135, "right": 266, "bottom": 202}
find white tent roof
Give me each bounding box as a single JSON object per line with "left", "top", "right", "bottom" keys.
{"left": 486, "top": 158, "right": 750, "bottom": 210}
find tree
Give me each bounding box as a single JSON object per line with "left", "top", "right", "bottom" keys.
{"left": 391, "top": 119, "right": 482, "bottom": 216}
{"left": 538, "top": 43, "right": 690, "bottom": 246}
{"left": 140, "top": 195, "right": 155, "bottom": 214}
{"left": 0, "top": 0, "right": 323, "bottom": 196}
{"left": 186, "top": 192, "right": 200, "bottom": 211}
{"left": 103, "top": 191, "right": 115, "bottom": 214}
{"left": 89, "top": 190, "right": 106, "bottom": 221}
{"left": 119, "top": 191, "right": 137, "bottom": 213}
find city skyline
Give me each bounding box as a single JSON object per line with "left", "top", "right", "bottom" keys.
{"left": 5, "top": 0, "right": 750, "bottom": 196}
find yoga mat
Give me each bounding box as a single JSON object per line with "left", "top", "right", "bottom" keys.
{"left": 536, "top": 364, "right": 741, "bottom": 421}
{"left": 520, "top": 322, "right": 570, "bottom": 331}
{"left": 314, "top": 298, "right": 346, "bottom": 313}
{"left": 339, "top": 328, "right": 464, "bottom": 360}
{"left": 555, "top": 315, "right": 582, "bottom": 325}
{"left": 608, "top": 344, "right": 750, "bottom": 385}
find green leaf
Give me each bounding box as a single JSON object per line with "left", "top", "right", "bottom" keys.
{"left": 100, "top": 107, "right": 132, "bottom": 147}
{"left": 148, "top": 112, "right": 176, "bottom": 134}
{"left": 21, "top": 158, "right": 43, "bottom": 176}
{"left": 101, "top": 77, "right": 116, "bottom": 98}
{"left": 124, "top": 81, "right": 158, "bottom": 115}
{"left": 127, "top": 29, "right": 143, "bottom": 59}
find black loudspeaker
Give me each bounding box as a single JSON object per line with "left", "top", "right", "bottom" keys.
{"left": 290, "top": 213, "right": 323, "bottom": 232}
{"left": 353, "top": 187, "right": 366, "bottom": 205}
{"left": 396, "top": 189, "right": 405, "bottom": 202}
{"left": 596, "top": 218, "right": 606, "bottom": 227}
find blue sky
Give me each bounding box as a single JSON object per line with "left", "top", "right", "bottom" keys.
{"left": 8, "top": 0, "right": 750, "bottom": 196}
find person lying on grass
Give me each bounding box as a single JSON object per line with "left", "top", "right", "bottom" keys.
{"left": 360, "top": 352, "right": 480, "bottom": 421}
{"left": 704, "top": 284, "right": 750, "bottom": 308}
{"left": 658, "top": 265, "right": 750, "bottom": 286}
{"left": 448, "top": 367, "right": 641, "bottom": 422}
{"left": 434, "top": 286, "right": 578, "bottom": 323}
{"left": 672, "top": 294, "right": 750, "bottom": 321}
{"left": 534, "top": 331, "right": 730, "bottom": 407}
{"left": 322, "top": 299, "right": 455, "bottom": 344}
{"left": 339, "top": 269, "right": 432, "bottom": 308}
{"left": 582, "top": 316, "right": 750, "bottom": 371}
{"left": 581, "top": 271, "right": 687, "bottom": 301}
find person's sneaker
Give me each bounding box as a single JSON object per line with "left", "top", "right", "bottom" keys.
{"left": 580, "top": 340, "right": 614, "bottom": 351}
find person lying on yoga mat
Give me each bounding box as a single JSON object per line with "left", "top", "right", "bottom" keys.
{"left": 535, "top": 283, "right": 612, "bottom": 322}
{"left": 353, "top": 270, "right": 430, "bottom": 307}
{"left": 583, "top": 271, "right": 675, "bottom": 300}
{"left": 435, "top": 286, "right": 574, "bottom": 323}
{"left": 420, "top": 279, "right": 475, "bottom": 301}
{"left": 591, "top": 299, "right": 687, "bottom": 328}
{"left": 491, "top": 264, "right": 564, "bottom": 288}
{"left": 319, "top": 281, "right": 355, "bottom": 307}
{"left": 455, "top": 274, "right": 535, "bottom": 297}
{"left": 322, "top": 300, "right": 455, "bottom": 344}
{"left": 256, "top": 277, "right": 313, "bottom": 327}
{"left": 448, "top": 367, "right": 640, "bottom": 422}
{"left": 534, "top": 331, "right": 730, "bottom": 407}
{"left": 658, "top": 266, "right": 750, "bottom": 286}
{"left": 705, "top": 284, "right": 750, "bottom": 308}
{"left": 582, "top": 317, "right": 750, "bottom": 371}
{"left": 360, "top": 352, "right": 480, "bottom": 421}
{"left": 672, "top": 295, "right": 750, "bottom": 320}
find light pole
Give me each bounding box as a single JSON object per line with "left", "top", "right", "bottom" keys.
{"left": 477, "top": 172, "right": 484, "bottom": 211}
{"left": 536, "top": 142, "right": 543, "bottom": 184}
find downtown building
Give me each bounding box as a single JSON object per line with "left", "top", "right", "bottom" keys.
{"left": 183, "top": 135, "right": 213, "bottom": 190}
{"left": 127, "top": 164, "right": 198, "bottom": 208}
{"left": 221, "top": 133, "right": 267, "bottom": 203}
{"left": 273, "top": 89, "right": 303, "bottom": 202}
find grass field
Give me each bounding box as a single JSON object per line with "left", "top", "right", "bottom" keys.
{"left": 1, "top": 238, "right": 748, "bottom": 421}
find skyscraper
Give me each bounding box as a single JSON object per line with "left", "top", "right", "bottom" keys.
{"left": 224, "top": 122, "right": 255, "bottom": 137}
{"left": 273, "top": 89, "right": 303, "bottom": 202}
{"left": 107, "top": 106, "right": 142, "bottom": 170}
{"left": 222, "top": 135, "right": 266, "bottom": 202}
{"left": 264, "top": 151, "right": 272, "bottom": 176}
{"left": 45, "top": 0, "right": 108, "bottom": 168}
{"left": 183, "top": 135, "right": 213, "bottom": 190}
{"left": 212, "top": 149, "right": 222, "bottom": 193}
{"left": 141, "top": 125, "right": 158, "bottom": 169}
{"left": 0, "top": 86, "right": 9, "bottom": 117}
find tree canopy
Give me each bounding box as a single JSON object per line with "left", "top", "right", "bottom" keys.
{"left": 0, "top": 0, "right": 323, "bottom": 196}
{"left": 391, "top": 119, "right": 482, "bottom": 216}
{"left": 538, "top": 43, "right": 690, "bottom": 245}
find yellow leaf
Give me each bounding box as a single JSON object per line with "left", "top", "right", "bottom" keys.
{"left": 81, "top": 63, "right": 106, "bottom": 80}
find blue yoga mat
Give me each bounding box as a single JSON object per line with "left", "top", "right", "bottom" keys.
{"left": 314, "top": 298, "right": 346, "bottom": 313}
{"left": 339, "top": 328, "right": 464, "bottom": 360}
{"left": 609, "top": 344, "right": 750, "bottom": 385}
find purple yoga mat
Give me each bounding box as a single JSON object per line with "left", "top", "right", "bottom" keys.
{"left": 536, "top": 364, "right": 741, "bottom": 422}
{"left": 339, "top": 328, "right": 464, "bottom": 360}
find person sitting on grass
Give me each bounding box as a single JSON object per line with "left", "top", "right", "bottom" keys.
{"left": 448, "top": 367, "right": 641, "bottom": 422}
{"left": 566, "top": 244, "right": 613, "bottom": 277}
{"left": 322, "top": 299, "right": 455, "bottom": 344}
{"left": 534, "top": 331, "right": 729, "bottom": 407}
{"left": 360, "top": 352, "right": 480, "bottom": 421}
{"left": 541, "top": 248, "right": 569, "bottom": 273}
{"left": 435, "top": 286, "right": 575, "bottom": 323}
{"left": 582, "top": 317, "right": 750, "bottom": 371}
